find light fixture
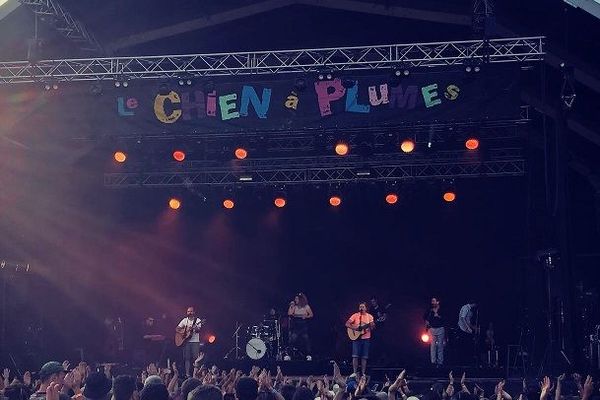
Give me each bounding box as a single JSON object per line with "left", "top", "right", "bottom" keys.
{"left": 385, "top": 193, "right": 399, "bottom": 205}
{"left": 400, "top": 139, "right": 415, "bottom": 153}
{"left": 114, "top": 151, "right": 127, "bottom": 163}
{"left": 234, "top": 147, "right": 248, "bottom": 160}
{"left": 329, "top": 196, "right": 342, "bottom": 207}
{"left": 172, "top": 150, "right": 186, "bottom": 162}
{"left": 465, "top": 138, "right": 479, "bottom": 150}
{"left": 169, "top": 198, "right": 181, "bottom": 210}
{"left": 335, "top": 141, "right": 350, "bottom": 156}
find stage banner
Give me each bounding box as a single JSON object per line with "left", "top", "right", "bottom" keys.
{"left": 0, "top": 66, "right": 521, "bottom": 139}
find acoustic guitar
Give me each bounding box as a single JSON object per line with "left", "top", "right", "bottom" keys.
{"left": 347, "top": 323, "right": 371, "bottom": 341}
{"left": 175, "top": 318, "right": 206, "bottom": 347}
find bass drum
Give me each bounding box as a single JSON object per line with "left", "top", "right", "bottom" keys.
{"left": 246, "top": 338, "right": 267, "bottom": 360}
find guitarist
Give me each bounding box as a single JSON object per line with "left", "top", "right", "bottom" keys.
{"left": 176, "top": 306, "right": 203, "bottom": 377}
{"left": 345, "top": 302, "right": 375, "bottom": 376}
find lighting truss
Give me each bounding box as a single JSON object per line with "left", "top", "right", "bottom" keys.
{"left": 104, "top": 148, "right": 525, "bottom": 188}
{"left": 0, "top": 36, "right": 543, "bottom": 84}
{"left": 17, "top": 0, "right": 103, "bottom": 54}
{"left": 100, "top": 119, "right": 526, "bottom": 156}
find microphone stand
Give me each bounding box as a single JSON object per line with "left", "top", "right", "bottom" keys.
{"left": 224, "top": 322, "right": 243, "bottom": 360}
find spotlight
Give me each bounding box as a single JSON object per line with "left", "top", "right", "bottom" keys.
{"left": 317, "top": 72, "right": 333, "bottom": 81}
{"left": 208, "top": 335, "right": 216, "bottom": 344}
{"left": 122, "top": 81, "right": 129, "bottom": 88}
{"left": 421, "top": 333, "right": 431, "bottom": 343}
{"left": 178, "top": 79, "right": 185, "bottom": 86}
{"left": 43, "top": 83, "right": 51, "bottom": 91}
{"left": 169, "top": 198, "right": 181, "bottom": 210}
{"left": 114, "top": 151, "right": 127, "bottom": 163}
{"left": 400, "top": 139, "right": 415, "bottom": 153}
{"left": 443, "top": 190, "right": 456, "bottom": 202}
{"left": 403, "top": 69, "right": 410, "bottom": 76}
{"left": 474, "top": 66, "right": 481, "bottom": 73}
{"left": 385, "top": 193, "right": 398, "bottom": 205}
{"left": 114, "top": 81, "right": 121, "bottom": 87}
{"left": 465, "top": 138, "right": 479, "bottom": 150}
{"left": 274, "top": 197, "right": 286, "bottom": 208}
{"left": 52, "top": 83, "right": 58, "bottom": 90}
{"left": 329, "top": 196, "right": 342, "bottom": 207}
{"left": 335, "top": 141, "right": 349, "bottom": 156}
{"left": 223, "top": 199, "right": 235, "bottom": 209}
{"left": 173, "top": 150, "right": 186, "bottom": 162}
{"left": 465, "top": 66, "right": 472, "bottom": 73}
{"left": 234, "top": 148, "right": 248, "bottom": 160}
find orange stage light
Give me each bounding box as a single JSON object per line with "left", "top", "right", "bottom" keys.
{"left": 335, "top": 142, "right": 349, "bottom": 156}
{"left": 234, "top": 148, "right": 248, "bottom": 159}
{"left": 465, "top": 138, "right": 479, "bottom": 150}
{"left": 223, "top": 199, "right": 235, "bottom": 209}
{"left": 421, "top": 333, "right": 431, "bottom": 343}
{"left": 114, "top": 151, "right": 127, "bottom": 163}
{"left": 443, "top": 191, "right": 456, "bottom": 202}
{"left": 274, "top": 197, "right": 286, "bottom": 208}
{"left": 329, "top": 196, "right": 342, "bottom": 207}
{"left": 169, "top": 198, "right": 181, "bottom": 210}
{"left": 173, "top": 150, "right": 186, "bottom": 161}
{"left": 400, "top": 139, "right": 415, "bottom": 153}
{"left": 385, "top": 193, "right": 399, "bottom": 204}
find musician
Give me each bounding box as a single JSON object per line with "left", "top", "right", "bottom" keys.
{"left": 457, "top": 302, "right": 478, "bottom": 365}
{"left": 142, "top": 317, "right": 166, "bottom": 365}
{"left": 345, "top": 302, "right": 375, "bottom": 376}
{"left": 177, "top": 306, "right": 203, "bottom": 377}
{"left": 287, "top": 293, "right": 314, "bottom": 360}
{"left": 423, "top": 297, "right": 445, "bottom": 366}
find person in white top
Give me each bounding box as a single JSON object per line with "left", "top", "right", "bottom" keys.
{"left": 287, "top": 293, "right": 314, "bottom": 360}
{"left": 177, "top": 306, "right": 203, "bottom": 377}
{"left": 458, "top": 303, "right": 477, "bottom": 334}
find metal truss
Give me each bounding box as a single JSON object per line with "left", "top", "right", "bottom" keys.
{"left": 17, "top": 0, "right": 103, "bottom": 54}
{"left": 104, "top": 149, "right": 525, "bottom": 188}
{"left": 103, "top": 122, "right": 525, "bottom": 156}
{"left": 0, "top": 36, "right": 543, "bottom": 84}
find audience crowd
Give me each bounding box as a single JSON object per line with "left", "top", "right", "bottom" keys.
{"left": 0, "top": 357, "right": 597, "bottom": 400}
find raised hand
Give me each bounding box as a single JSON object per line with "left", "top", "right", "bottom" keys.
{"left": 390, "top": 370, "right": 406, "bottom": 393}
{"left": 23, "top": 371, "right": 32, "bottom": 386}
{"left": 2, "top": 368, "right": 9, "bottom": 382}
{"left": 147, "top": 363, "right": 158, "bottom": 375}
{"left": 449, "top": 371, "right": 454, "bottom": 385}
{"left": 62, "top": 361, "right": 70, "bottom": 371}
{"left": 63, "top": 372, "right": 75, "bottom": 390}
{"left": 46, "top": 382, "right": 61, "bottom": 400}
{"left": 582, "top": 375, "right": 594, "bottom": 400}
{"left": 461, "top": 372, "right": 466, "bottom": 386}
{"left": 540, "top": 376, "right": 552, "bottom": 400}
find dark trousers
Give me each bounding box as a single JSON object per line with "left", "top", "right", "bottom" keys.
{"left": 290, "top": 319, "right": 311, "bottom": 355}
{"left": 456, "top": 330, "right": 476, "bottom": 365}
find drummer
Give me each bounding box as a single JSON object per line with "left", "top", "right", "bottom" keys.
{"left": 288, "top": 292, "right": 314, "bottom": 360}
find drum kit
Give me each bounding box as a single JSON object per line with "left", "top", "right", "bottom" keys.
{"left": 225, "top": 318, "right": 283, "bottom": 360}
{"left": 245, "top": 319, "right": 281, "bottom": 360}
